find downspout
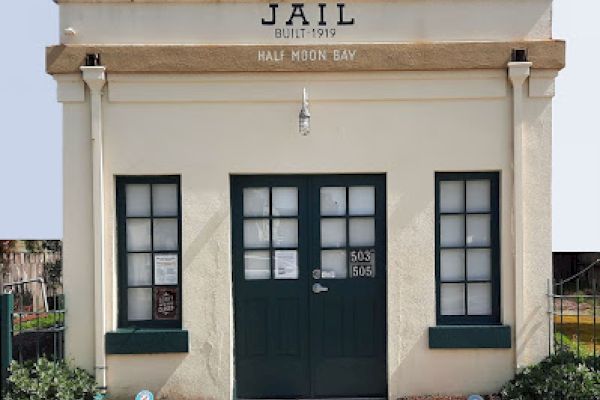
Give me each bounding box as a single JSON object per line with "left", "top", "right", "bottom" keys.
{"left": 81, "top": 63, "right": 107, "bottom": 393}
{"left": 508, "top": 59, "right": 531, "bottom": 371}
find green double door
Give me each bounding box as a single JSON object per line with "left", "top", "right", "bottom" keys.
{"left": 232, "top": 175, "right": 387, "bottom": 399}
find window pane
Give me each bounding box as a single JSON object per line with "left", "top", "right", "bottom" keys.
{"left": 321, "top": 250, "right": 347, "bottom": 279}
{"left": 152, "top": 184, "right": 178, "bottom": 217}
{"left": 466, "top": 215, "right": 491, "bottom": 247}
{"left": 321, "top": 219, "right": 346, "bottom": 247}
{"left": 466, "top": 180, "right": 491, "bottom": 213}
{"left": 244, "top": 250, "right": 270, "bottom": 280}
{"left": 440, "top": 283, "right": 465, "bottom": 316}
{"left": 127, "top": 219, "right": 152, "bottom": 251}
{"left": 467, "top": 283, "right": 492, "bottom": 315}
{"left": 440, "top": 215, "right": 465, "bottom": 247}
{"left": 349, "top": 186, "right": 375, "bottom": 215}
{"left": 440, "top": 181, "right": 464, "bottom": 213}
{"left": 440, "top": 249, "right": 465, "bottom": 281}
{"left": 467, "top": 249, "right": 492, "bottom": 281}
{"left": 243, "top": 188, "right": 270, "bottom": 217}
{"left": 349, "top": 218, "right": 375, "bottom": 247}
{"left": 128, "top": 288, "right": 152, "bottom": 321}
{"left": 272, "top": 218, "right": 298, "bottom": 247}
{"left": 127, "top": 253, "right": 152, "bottom": 286}
{"left": 244, "top": 219, "right": 270, "bottom": 248}
{"left": 274, "top": 250, "right": 299, "bottom": 280}
{"left": 272, "top": 187, "right": 298, "bottom": 216}
{"left": 321, "top": 187, "right": 346, "bottom": 216}
{"left": 153, "top": 218, "right": 179, "bottom": 251}
{"left": 126, "top": 184, "right": 151, "bottom": 217}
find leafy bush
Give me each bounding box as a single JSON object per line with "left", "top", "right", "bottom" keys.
{"left": 500, "top": 351, "right": 600, "bottom": 399}
{"left": 4, "top": 358, "right": 99, "bottom": 400}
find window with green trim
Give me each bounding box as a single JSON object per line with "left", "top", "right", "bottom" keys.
{"left": 116, "top": 176, "right": 182, "bottom": 329}
{"left": 435, "top": 172, "right": 500, "bottom": 325}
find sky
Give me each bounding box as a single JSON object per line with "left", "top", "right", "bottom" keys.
{"left": 0, "top": 0, "right": 598, "bottom": 251}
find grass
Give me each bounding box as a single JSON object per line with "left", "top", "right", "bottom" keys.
{"left": 12, "top": 313, "right": 64, "bottom": 333}
{"left": 555, "top": 315, "right": 600, "bottom": 355}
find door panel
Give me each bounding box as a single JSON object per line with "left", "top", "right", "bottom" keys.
{"left": 309, "top": 175, "right": 387, "bottom": 398}
{"left": 232, "top": 175, "right": 386, "bottom": 399}
{"left": 232, "top": 176, "right": 310, "bottom": 398}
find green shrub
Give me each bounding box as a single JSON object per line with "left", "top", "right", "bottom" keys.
{"left": 500, "top": 351, "right": 600, "bottom": 400}
{"left": 4, "top": 358, "right": 99, "bottom": 400}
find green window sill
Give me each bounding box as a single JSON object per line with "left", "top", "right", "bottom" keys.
{"left": 428, "top": 325, "right": 511, "bottom": 349}
{"left": 106, "top": 329, "right": 189, "bottom": 354}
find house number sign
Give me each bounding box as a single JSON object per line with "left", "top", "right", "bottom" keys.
{"left": 349, "top": 249, "right": 375, "bottom": 278}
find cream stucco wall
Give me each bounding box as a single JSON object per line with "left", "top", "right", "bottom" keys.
{"left": 58, "top": 69, "right": 554, "bottom": 399}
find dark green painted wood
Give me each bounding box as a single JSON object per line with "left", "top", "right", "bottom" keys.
{"left": 309, "top": 175, "right": 387, "bottom": 398}
{"left": 1, "top": 294, "right": 14, "bottom": 395}
{"left": 105, "top": 329, "right": 189, "bottom": 354}
{"left": 116, "top": 175, "right": 182, "bottom": 329}
{"left": 232, "top": 175, "right": 311, "bottom": 399}
{"left": 428, "top": 325, "right": 511, "bottom": 349}
{"left": 435, "top": 172, "right": 501, "bottom": 326}
{"left": 231, "top": 175, "right": 387, "bottom": 399}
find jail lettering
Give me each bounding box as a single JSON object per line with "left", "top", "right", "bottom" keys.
{"left": 257, "top": 48, "right": 357, "bottom": 62}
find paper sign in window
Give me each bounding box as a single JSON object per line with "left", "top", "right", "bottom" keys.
{"left": 154, "top": 254, "right": 178, "bottom": 285}
{"left": 274, "top": 250, "right": 298, "bottom": 279}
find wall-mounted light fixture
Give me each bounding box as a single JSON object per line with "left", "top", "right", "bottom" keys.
{"left": 299, "top": 87, "right": 310, "bottom": 136}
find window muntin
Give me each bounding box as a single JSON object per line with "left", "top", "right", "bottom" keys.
{"left": 436, "top": 173, "right": 500, "bottom": 325}
{"left": 243, "top": 187, "right": 300, "bottom": 280}
{"left": 117, "top": 176, "right": 182, "bottom": 329}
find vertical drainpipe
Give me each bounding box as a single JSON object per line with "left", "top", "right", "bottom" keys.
{"left": 508, "top": 59, "right": 531, "bottom": 371}
{"left": 81, "top": 63, "right": 108, "bottom": 392}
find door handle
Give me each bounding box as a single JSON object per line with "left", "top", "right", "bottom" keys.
{"left": 312, "top": 283, "right": 329, "bottom": 294}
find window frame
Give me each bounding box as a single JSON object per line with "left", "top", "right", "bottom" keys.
{"left": 116, "top": 175, "right": 183, "bottom": 329}
{"left": 435, "top": 172, "right": 501, "bottom": 326}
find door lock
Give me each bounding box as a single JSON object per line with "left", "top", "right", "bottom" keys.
{"left": 312, "top": 269, "right": 322, "bottom": 279}
{"left": 312, "top": 283, "right": 329, "bottom": 294}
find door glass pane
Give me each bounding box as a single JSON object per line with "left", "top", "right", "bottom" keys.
{"left": 321, "top": 219, "right": 346, "bottom": 247}
{"left": 466, "top": 215, "right": 490, "bottom": 247}
{"left": 349, "top": 186, "right": 375, "bottom": 215}
{"left": 466, "top": 180, "right": 491, "bottom": 213}
{"left": 440, "top": 215, "right": 465, "bottom": 247}
{"left": 321, "top": 187, "right": 346, "bottom": 216}
{"left": 128, "top": 253, "right": 152, "bottom": 286}
{"left": 272, "top": 187, "right": 298, "bottom": 216}
{"left": 128, "top": 288, "right": 152, "bottom": 321}
{"left": 467, "top": 249, "right": 492, "bottom": 281}
{"left": 152, "top": 184, "right": 178, "bottom": 217}
{"left": 440, "top": 249, "right": 465, "bottom": 281}
{"left": 126, "top": 184, "right": 151, "bottom": 217}
{"left": 244, "top": 219, "right": 270, "bottom": 248}
{"left": 243, "top": 188, "right": 270, "bottom": 217}
{"left": 153, "top": 218, "right": 179, "bottom": 251}
{"left": 467, "top": 283, "right": 492, "bottom": 315}
{"left": 349, "top": 218, "right": 375, "bottom": 247}
{"left": 440, "top": 283, "right": 465, "bottom": 315}
{"left": 244, "top": 250, "right": 270, "bottom": 280}
{"left": 272, "top": 219, "right": 298, "bottom": 247}
{"left": 321, "top": 250, "right": 347, "bottom": 279}
{"left": 127, "top": 219, "right": 152, "bottom": 251}
{"left": 439, "top": 181, "right": 464, "bottom": 213}
{"left": 274, "top": 250, "right": 299, "bottom": 280}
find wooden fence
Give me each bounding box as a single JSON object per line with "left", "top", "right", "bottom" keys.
{"left": 0, "top": 252, "right": 62, "bottom": 312}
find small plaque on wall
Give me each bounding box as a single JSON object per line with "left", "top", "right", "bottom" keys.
{"left": 154, "top": 287, "right": 178, "bottom": 320}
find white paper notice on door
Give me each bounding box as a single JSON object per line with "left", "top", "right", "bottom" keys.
{"left": 274, "top": 250, "right": 298, "bottom": 280}
{"left": 155, "top": 254, "right": 178, "bottom": 285}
